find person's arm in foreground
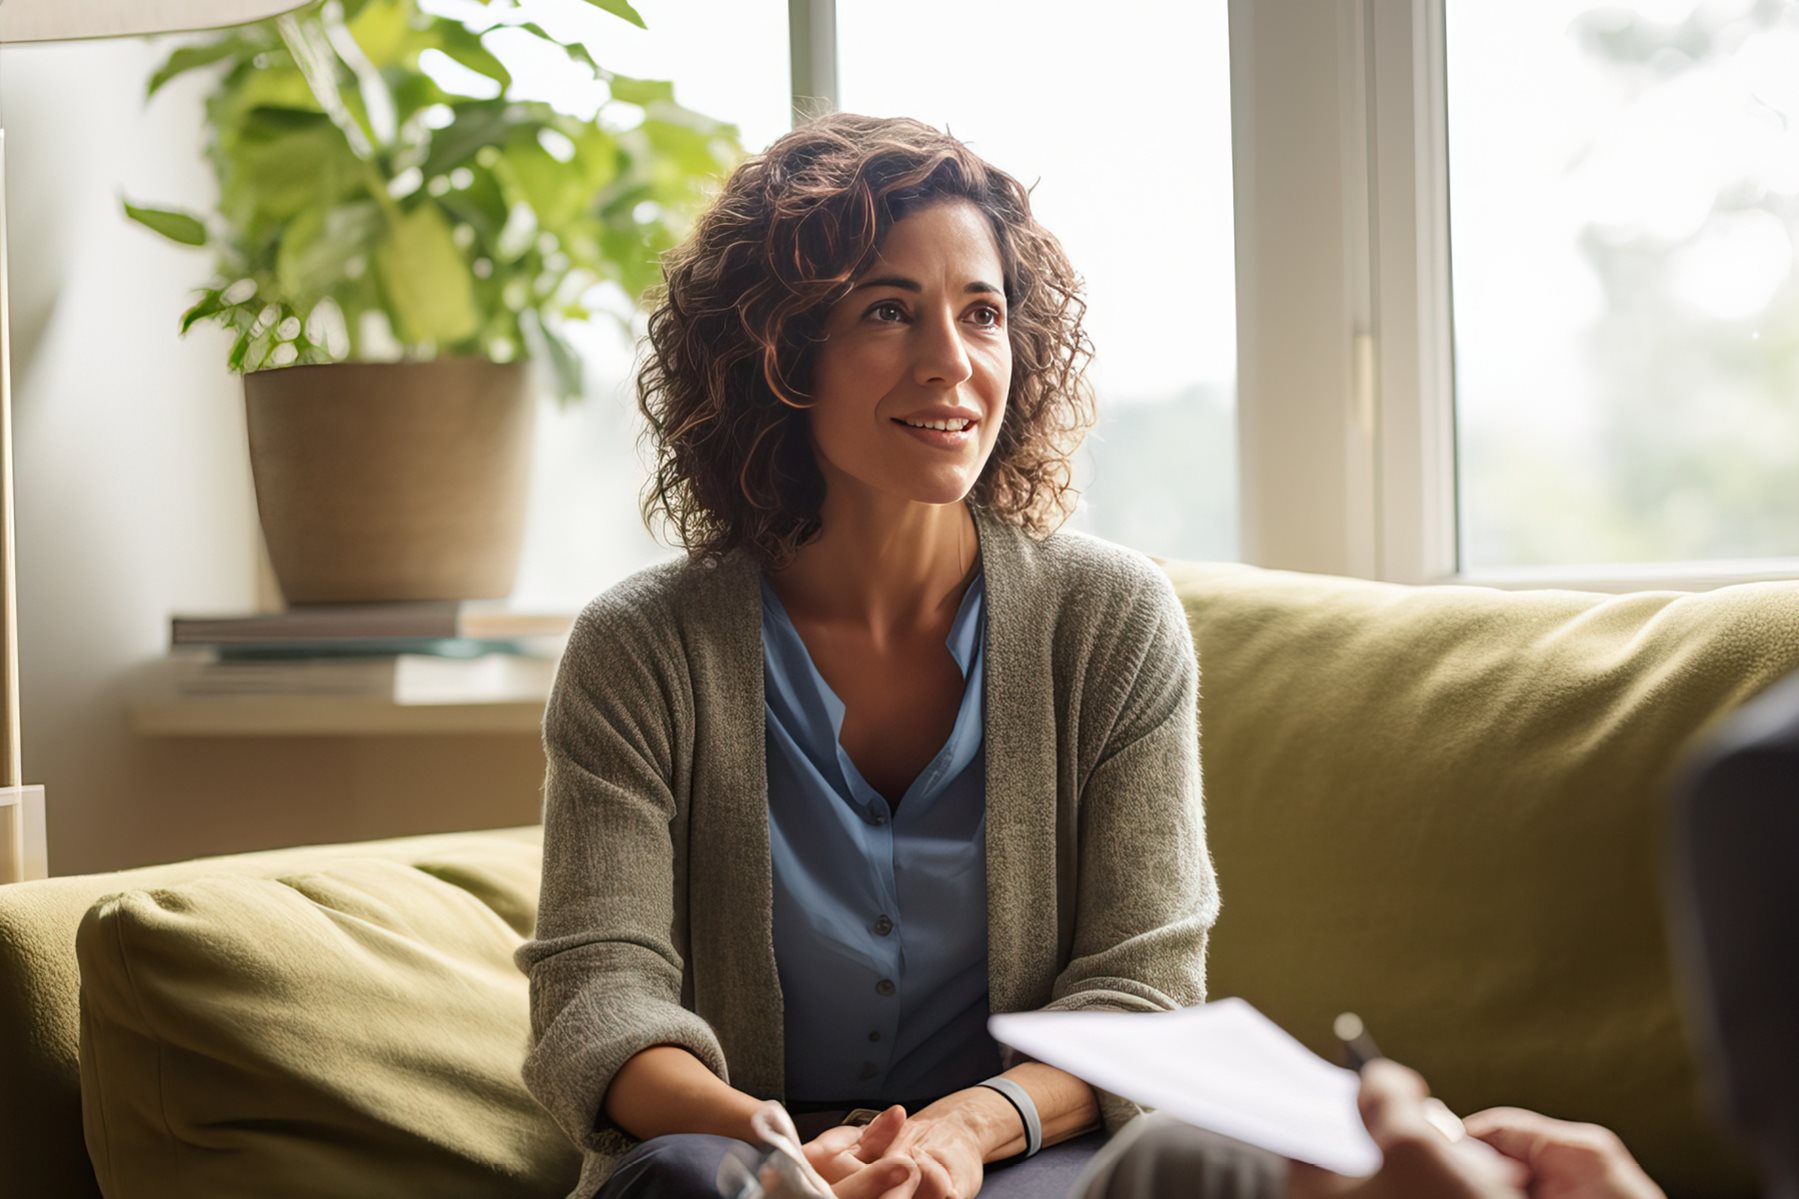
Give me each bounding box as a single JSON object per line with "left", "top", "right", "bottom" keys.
{"left": 1288, "top": 1060, "right": 1663, "bottom": 1199}
{"left": 1462, "top": 1104, "right": 1666, "bottom": 1199}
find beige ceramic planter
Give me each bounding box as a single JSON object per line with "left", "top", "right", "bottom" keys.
{"left": 244, "top": 358, "right": 535, "bottom": 604}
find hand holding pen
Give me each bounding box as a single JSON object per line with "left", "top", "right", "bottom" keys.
{"left": 1316, "top": 1013, "right": 1666, "bottom": 1199}
{"left": 1335, "top": 1013, "right": 1473, "bottom": 1146}
{"left": 1291, "top": 1013, "right": 1530, "bottom": 1198}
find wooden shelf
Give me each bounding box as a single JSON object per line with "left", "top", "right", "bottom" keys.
{"left": 129, "top": 695, "right": 547, "bottom": 736}
{"left": 125, "top": 654, "right": 552, "bottom": 736}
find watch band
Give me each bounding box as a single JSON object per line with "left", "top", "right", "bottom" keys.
{"left": 977, "top": 1076, "right": 1042, "bottom": 1159}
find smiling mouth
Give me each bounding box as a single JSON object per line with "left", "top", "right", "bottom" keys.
{"left": 892, "top": 418, "right": 977, "bottom": 432}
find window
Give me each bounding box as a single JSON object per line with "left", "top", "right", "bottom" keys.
{"left": 1446, "top": 0, "right": 1799, "bottom": 572}
{"left": 837, "top": 0, "right": 1239, "bottom": 563}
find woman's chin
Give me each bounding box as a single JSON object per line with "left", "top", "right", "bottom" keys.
{"left": 840, "top": 469, "right": 980, "bottom": 510}
{"left": 908, "top": 480, "right": 981, "bottom": 508}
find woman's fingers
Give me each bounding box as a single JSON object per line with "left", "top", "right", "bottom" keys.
{"left": 807, "top": 1105, "right": 910, "bottom": 1181}
{"left": 832, "top": 1155, "right": 920, "bottom": 1199}
{"left": 855, "top": 1106, "right": 910, "bottom": 1162}
{"left": 804, "top": 1126, "right": 871, "bottom": 1184}
{"left": 807, "top": 1126, "right": 866, "bottom": 1161}
{"left": 909, "top": 1151, "right": 958, "bottom": 1199}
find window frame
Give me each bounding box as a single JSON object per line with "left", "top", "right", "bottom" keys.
{"left": 1231, "top": 0, "right": 1799, "bottom": 591}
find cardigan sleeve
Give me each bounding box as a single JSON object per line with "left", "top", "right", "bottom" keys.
{"left": 1035, "top": 566, "right": 1220, "bottom": 1133}
{"left": 512, "top": 593, "right": 730, "bottom": 1154}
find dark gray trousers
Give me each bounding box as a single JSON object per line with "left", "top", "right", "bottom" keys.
{"left": 1068, "top": 1116, "right": 1285, "bottom": 1199}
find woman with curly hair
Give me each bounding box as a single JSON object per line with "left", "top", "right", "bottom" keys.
{"left": 514, "top": 111, "right": 1220, "bottom": 1199}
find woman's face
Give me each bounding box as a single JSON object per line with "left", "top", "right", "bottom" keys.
{"left": 805, "top": 198, "right": 1012, "bottom": 511}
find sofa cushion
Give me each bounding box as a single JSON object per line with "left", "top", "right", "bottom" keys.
{"left": 1163, "top": 562, "right": 1799, "bottom": 1197}
{"left": 76, "top": 841, "right": 578, "bottom": 1199}
{"left": 0, "top": 824, "right": 546, "bottom": 1199}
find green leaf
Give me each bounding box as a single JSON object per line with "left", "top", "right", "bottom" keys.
{"left": 276, "top": 200, "right": 384, "bottom": 307}
{"left": 346, "top": 0, "right": 412, "bottom": 68}
{"left": 431, "top": 23, "right": 511, "bottom": 89}
{"left": 493, "top": 198, "right": 539, "bottom": 263}
{"left": 599, "top": 220, "right": 658, "bottom": 306}
{"left": 437, "top": 169, "right": 509, "bottom": 244}
{"left": 420, "top": 99, "right": 543, "bottom": 177}
{"left": 241, "top": 103, "right": 335, "bottom": 134}
{"left": 564, "top": 41, "right": 599, "bottom": 73}
{"left": 569, "top": 124, "right": 622, "bottom": 194}
{"left": 226, "top": 106, "right": 365, "bottom": 226}
{"left": 603, "top": 72, "right": 673, "bottom": 105}
{"left": 518, "top": 23, "right": 599, "bottom": 74}
{"left": 519, "top": 307, "right": 585, "bottom": 405}
{"left": 643, "top": 96, "right": 738, "bottom": 139}
{"left": 374, "top": 201, "right": 481, "bottom": 344}
{"left": 496, "top": 136, "right": 584, "bottom": 229}
{"left": 636, "top": 115, "right": 727, "bottom": 176}
{"left": 578, "top": 0, "right": 647, "bottom": 29}
{"left": 180, "top": 288, "right": 228, "bottom": 333}
{"left": 122, "top": 200, "right": 209, "bottom": 246}
{"left": 146, "top": 38, "right": 258, "bottom": 101}
{"left": 208, "top": 59, "right": 317, "bottom": 133}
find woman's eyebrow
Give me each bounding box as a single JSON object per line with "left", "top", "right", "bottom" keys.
{"left": 848, "top": 274, "right": 1004, "bottom": 298}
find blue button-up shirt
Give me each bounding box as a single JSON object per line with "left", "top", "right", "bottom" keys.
{"left": 761, "top": 566, "right": 1001, "bottom": 1110}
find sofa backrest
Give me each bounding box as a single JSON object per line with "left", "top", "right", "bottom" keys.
{"left": 0, "top": 824, "right": 543, "bottom": 1199}
{"left": 1162, "top": 560, "right": 1799, "bottom": 1195}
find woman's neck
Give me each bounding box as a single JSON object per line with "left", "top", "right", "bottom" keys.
{"left": 767, "top": 498, "right": 978, "bottom": 643}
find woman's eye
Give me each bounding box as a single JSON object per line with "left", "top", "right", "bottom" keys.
{"left": 866, "top": 300, "right": 1003, "bottom": 327}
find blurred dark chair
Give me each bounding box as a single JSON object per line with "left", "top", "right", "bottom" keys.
{"left": 1667, "top": 668, "right": 1799, "bottom": 1199}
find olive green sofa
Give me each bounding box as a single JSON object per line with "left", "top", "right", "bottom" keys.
{"left": 2, "top": 560, "right": 1795, "bottom": 1199}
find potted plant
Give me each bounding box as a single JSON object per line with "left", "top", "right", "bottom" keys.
{"left": 126, "top": 0, "right": 744, "bottom": 602}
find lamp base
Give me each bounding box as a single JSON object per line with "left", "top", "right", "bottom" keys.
{"left": 0, "top": 784, "right": 46, "bottom": 883}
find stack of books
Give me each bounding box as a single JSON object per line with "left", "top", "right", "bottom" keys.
{"left": 161, "top": 600, "right": 573, "bottom": 704}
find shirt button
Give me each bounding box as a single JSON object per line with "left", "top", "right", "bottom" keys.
{"left": 875, "top": 979, "right": 896, "bottom": 997}
{"left": 869, "top": 812, "right": 887, "bottom": 826}
{"left": 868, "top": 1030, "right": 881, "bottom": 1043}
{"left": 873, "top": 915, "right": 894, "bottom": 936}
{"left": 859, "top": 1062, "right": 879, "bottom": 1081}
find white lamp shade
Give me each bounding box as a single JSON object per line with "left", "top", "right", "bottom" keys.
{"left": 0, "top": 0, "right": 310, "bottom": 44}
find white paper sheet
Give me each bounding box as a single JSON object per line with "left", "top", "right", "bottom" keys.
{"left": 988, "top": 997, "right": 1381, "bottom": 1176}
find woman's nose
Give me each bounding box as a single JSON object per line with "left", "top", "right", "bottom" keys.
{"left": 911, "top": 306, "right": 975, "bottom": 387}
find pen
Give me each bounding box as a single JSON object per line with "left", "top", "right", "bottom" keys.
{"left": 1334, "top": 1012, "right": 1469, "bottom": 1144}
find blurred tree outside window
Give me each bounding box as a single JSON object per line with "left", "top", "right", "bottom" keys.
{"left": 1449, "top": 0, "right": 1799, "bottom": 571}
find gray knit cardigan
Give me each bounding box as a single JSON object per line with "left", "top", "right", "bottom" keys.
{"left": 514, "top": 505, "right": 1220, "bottom": 1199}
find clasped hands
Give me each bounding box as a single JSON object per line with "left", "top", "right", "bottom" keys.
{"left": 796, "top": 1103, "right": 984, "bottom": 1199}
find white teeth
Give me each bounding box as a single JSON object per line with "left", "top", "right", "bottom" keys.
{"left": 900, "top": 418, "right": 972, "bottom": 432}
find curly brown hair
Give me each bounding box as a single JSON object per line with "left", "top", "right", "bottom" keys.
{"left": 636, "top": 111, "right": 1098, "bottom": 570}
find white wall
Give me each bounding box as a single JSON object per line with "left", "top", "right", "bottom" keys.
{"left": 1, "top": 38, "right": 543, "bottom": 876}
